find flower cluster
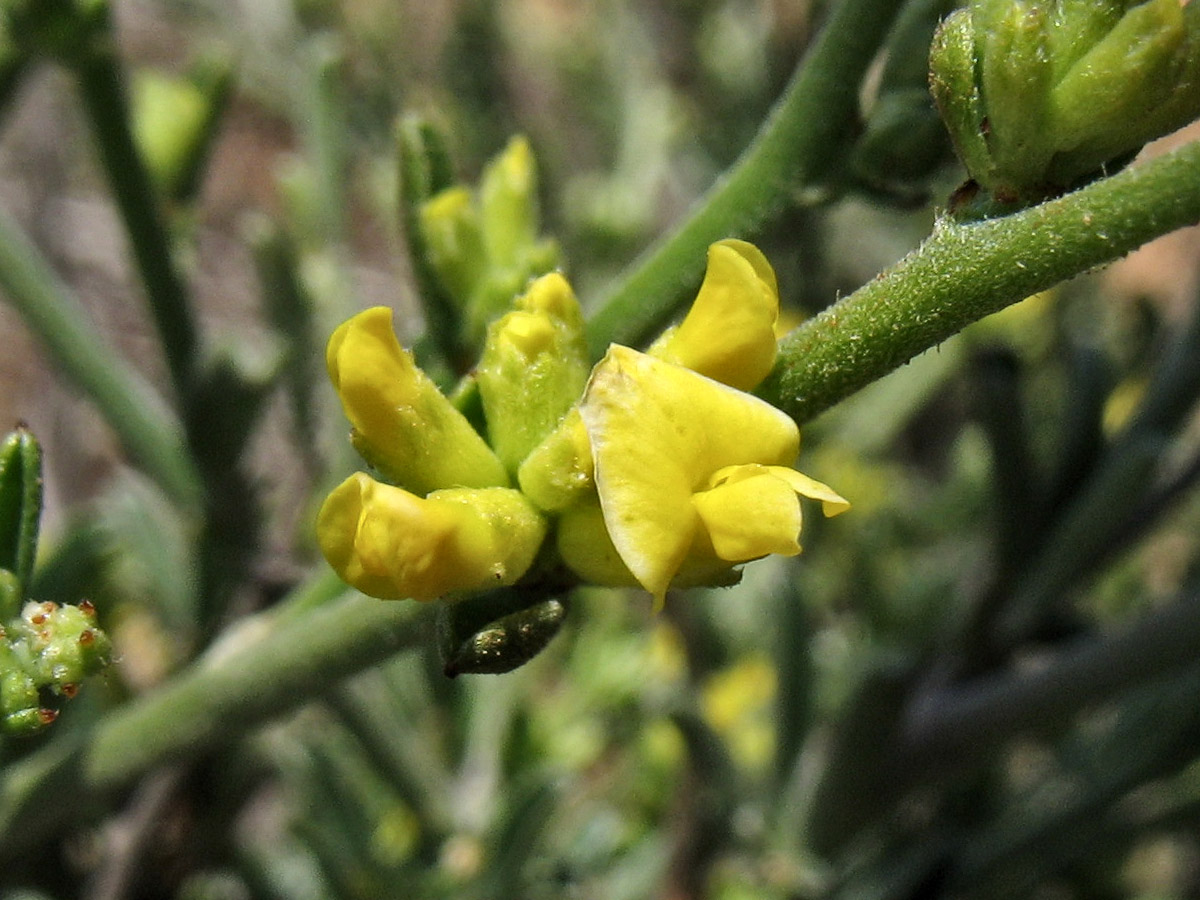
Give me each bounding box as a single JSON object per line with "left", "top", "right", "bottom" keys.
{"left": 317, "top": 240, "right": 847, "bottom": 606}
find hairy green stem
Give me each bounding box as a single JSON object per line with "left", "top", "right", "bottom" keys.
{"left": 0, "top": 578, "right": 428, "bottom": 860}
{"left": 74, "top": 47, "right": 198, "bottom": 398}
{"left": 762, "top": 141, "right": 1200, "bottom": 423}
{"left": 0, "top": 207, "right": 201, "bottom": 511}
{"left": 584, "top": 0, "right": 908, "bottom": 355}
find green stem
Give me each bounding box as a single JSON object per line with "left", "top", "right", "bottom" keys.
{"left": 0, "top": 579, "right": 429, "bottom": 860}
{"left": 762, "top": 140, "right": 1200, "bottom": 423}
{"left": 74, "top": 46, "right": 198, "bottom": 398}
{"left": 0, "top": 207, "right": 201, "bottom": 511}
{"left": 583, "top": 0, "right": 908, "bottom": 356}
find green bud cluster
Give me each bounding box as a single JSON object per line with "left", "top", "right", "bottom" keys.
{"left": 930, "top": 0, "right": 1200, "bottom": 202}
{"left": 0, "top": 427, "right": 112, "bottom": 736}
{"left": 0, "top": 599, "right": 112, "bottom": 736}
{"left": 417, "top": 136, "right": 560, "bottom": 346}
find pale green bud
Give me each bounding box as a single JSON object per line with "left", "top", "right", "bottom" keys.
{"left": 418, "top": 186, "right": 487, "bottom": 309}
{"left": 476, "top": 272, "right": 590, "bottom": 473}
{"left": 480, "top": 136, "right": 539, "bottom": 269}
{"left": 931, "top": 0, "right": 1200, "bottom": 202}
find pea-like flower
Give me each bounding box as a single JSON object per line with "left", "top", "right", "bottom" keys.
{"left": 318, "top": 474, "right": 545, "bottom": 602}
{"left": 558, "top": 346, "right": 848, "bottom": 604}
{"left": 325, "top": 306, "right": 509, "bottom": 494}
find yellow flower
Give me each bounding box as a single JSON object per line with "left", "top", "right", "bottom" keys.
{"left": 647, "top": 239, "right": 780, "bottom": 391}
{"left": 518, "top": 239, "right": 783, "bottom": 512}
{"left": 560, "top": 346, "right": 847, "bottom": 603}
{"left": 317, "top": 473, "right": 545, "bottom": 601}
{"left": 326, "top": 306, "right": 509, "bottom": 494}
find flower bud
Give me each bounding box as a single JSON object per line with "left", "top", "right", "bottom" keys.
{"left": 326, "top": 307, "right": 509, "bottom": 493}
{"left": 931, "top": 0, "right": 1200, "bottom": 201}
{"left": 418, "top": 187, "right": 487, "bottom": 311}
{"left": 415, "top": 136, "right": 560, "bottom": 347}
{"left": 517, "top": 408, "right": 594, "bottom": 512}
{"left": 480, "top": 136, "right": 539, "bottom": 270}
{"left": 476, "top": 272, "right": 591, "bottom": 473}
{"left": 316, "top": 474, "right": 546, "bottom": 602}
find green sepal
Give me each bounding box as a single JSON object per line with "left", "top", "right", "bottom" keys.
{"left": 1045, "top": 0, "right": 1126, "bottom": 83}
{"left": 0, "top": 425, "right": 42, "bottom": 596}
{"left": 1048, "top": 0, "right": 1190, "bottom": 184}
{"left": 929, "top": 8, "right": 997, "bottom": 189}
{"left": 977, "top": 1, "right": 1054, "bottom": 193}
{"left": 437, "top": 587, "right": 568, "bottom": 677}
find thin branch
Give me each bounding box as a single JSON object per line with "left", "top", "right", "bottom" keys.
{"left": 584, "top": 0, "right": 909, "bottom": 355}
{"left": 762, "top": 141, "right": 1200, "bottom": 423}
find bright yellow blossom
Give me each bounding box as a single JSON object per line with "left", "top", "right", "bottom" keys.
{"left": 317, "top": 473, "right": 545, "bottom": 601}
{"left": 560, "top": 346, "right": 848, "bottom": 603}
{"left": 518, "top": 239, "right": 784, "bottom": 513}
{"left": 326, "top": 306, "right": 509, "bottom": 494}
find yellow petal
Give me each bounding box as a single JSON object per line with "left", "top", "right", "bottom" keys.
{"left": 693, "top": 468, "right": 805, "bottom": 562}
{"left": 648, "top": 240, "right": 780, "bottom": 391}
{"left": 767, "top": 466, "right": 852, "bottom": 517}
{"left": 580, "top": 346, "right": 800, "bottom": 601}
{"left": 316, "top": 474, "right": 544, "bottom": 601}
{"left": 327, "top": 307, "right": 509, "bottom": 493}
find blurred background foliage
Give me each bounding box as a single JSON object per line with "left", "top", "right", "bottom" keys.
{"left": 1, "top": 0, "right": 1200, "bottom": 898}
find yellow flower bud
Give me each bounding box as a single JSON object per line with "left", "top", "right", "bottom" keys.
{"left": 647, "top": 239, "right": 780, "bottom": 391}
{"left": 574, "top": 345, "right": 846, "bottom": 604}
{"left": 326, "top": 307, "right": 509, "bottom": 494}
{"left": 476, "top": 273, "right": 591, "bottom": 473}
{"left": 419, "top": 187, "right": 487, "bottom": 306}
{"left": 317, "top": 474, "right": 545, "bottom": 601}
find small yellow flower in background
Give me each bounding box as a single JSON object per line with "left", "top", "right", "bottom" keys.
{"left": 560, "top": 346, "right": 848, "bottom": 604}
{"left": 317, "top": 474, "right": 545, "bottom": 601}
{"left": 702, "top": 655, "right": 778, "bottom": 771}
{"left": 647, "top": 239, "right": 780, "bottom": 391}
{"left": 326, "top": 306, "right": 509, "bottom": 494}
